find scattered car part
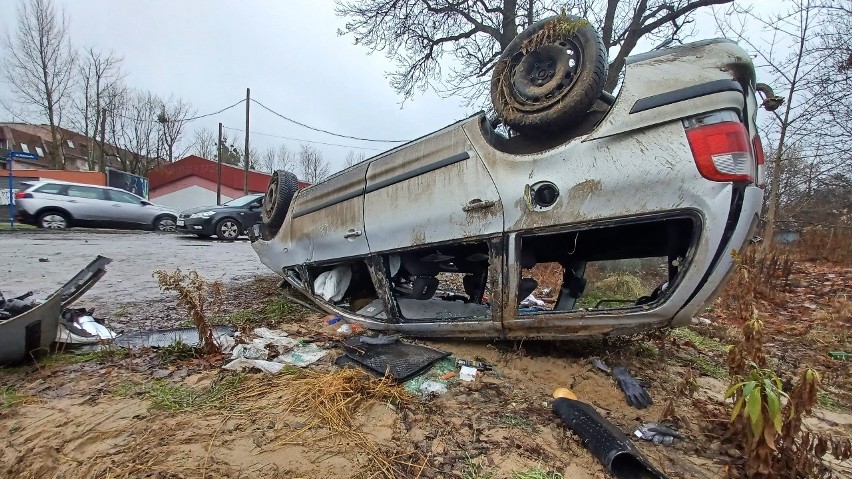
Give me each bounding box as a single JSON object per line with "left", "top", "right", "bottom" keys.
{"left": 341, "top": 336, "right": 450, "bottom": 381}
{"left": 634, "top": 423, "right": 684, "bottom": 446}
{"left": 491, "top": 15, "right": 608, "bottom": 136}
{"left": 613, "top": 366, "right": 653, "bottom": 409}
{"left": 0, "top": 292, "right": 61, "bottom": 365}
{"left": 755, "top": 82, "right": 784, "bottom": 112}
{"left": 552, "top": 397, "right": 670, "bottom": 479}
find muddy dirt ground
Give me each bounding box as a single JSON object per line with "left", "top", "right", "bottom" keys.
{"left": 0, "top": 233, "right": 850, "bottom": 479}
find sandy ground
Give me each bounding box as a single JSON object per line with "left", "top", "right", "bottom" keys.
{"left": 0, "top": 230, "right": 268, "bottom": 309}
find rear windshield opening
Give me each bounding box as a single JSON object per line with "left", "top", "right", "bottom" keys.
{"left": 519, "top": 217, "right": 695, "bottom": 313}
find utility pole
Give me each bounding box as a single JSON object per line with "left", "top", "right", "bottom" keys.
{"left": 217, "top": 122, "right": 223, "bottom": 206}
{"left": 99, "top": 107, "right": 108, "bottom": 172}
{"left": 244, "top": 88, "right": 250, "bottom": 195}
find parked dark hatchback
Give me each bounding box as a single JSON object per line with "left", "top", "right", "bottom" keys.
{"left": 177, "top": 194, "right": 263, "bottom": 240}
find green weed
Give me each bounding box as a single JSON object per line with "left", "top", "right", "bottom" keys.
{"left": 0, "top": 386, "right": 28, "bottom": 411}
{"left": 690, "top": 355, "right": 728, "bottom": 378}
{"left": 462, "top": 456, "right": 494, "bottom": 479}
{"left": 512, "top": 466, "right": 564, "bottom": 479}
{"left": 158, "top": 340, "right": 198, "bottom": 362}
{"left": 143, "top": 373, "right": 245, "bottom": 411}
{"left": 670, "top": 327, "right": 729, "bottom": 353}
{"left": 499, "top": 414, "right": 538, "bottom": 432}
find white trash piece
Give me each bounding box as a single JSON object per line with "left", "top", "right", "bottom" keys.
{"left": 313, "top": 265, "right": 353, "bottom": 302}
{"left": 419, "top": 380, "right": 448, "bottom": 395}
{"left": 77, "top": 316, "right": 116, "bottom": 339}
{"left": 222, "top": 358, "right": 286, "bottom": 374}
{"left": 459, "top": 365, "right": 478, "bottom": 382}
{"left": 231, "top": 343, "right": 269, "bottom": 360}
{"left": 274, "top": 343, "right": 327, "bottom": 367}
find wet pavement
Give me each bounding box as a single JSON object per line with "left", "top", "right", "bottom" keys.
{"left": 0, "top": 231, "right": 270, "bottom": 311}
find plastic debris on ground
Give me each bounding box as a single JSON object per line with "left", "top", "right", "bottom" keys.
{"left": 56, "top": 308, "right": 117, "bottom": 344}
{"left": 459, "top": 365, "right": 478, "bottom": 382}
{"left": 274, "top": 343, "right": 327, "bottom": 367}
{"left": 521, "top": 293, "right": 546, "bottom": 307}
{"left": 223, "top": 358, "right": 287, "bottom": 374}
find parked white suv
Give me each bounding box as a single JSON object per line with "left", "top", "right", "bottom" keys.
{"left": 15, "top": 181, "right": 178, "bottom": 232}
{"left": 251, "top": 17, "right": 776, "bottom": 339}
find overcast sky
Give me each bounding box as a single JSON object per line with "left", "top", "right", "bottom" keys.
{"left": 0, "top": 0, "right": 777, "bottom": 173}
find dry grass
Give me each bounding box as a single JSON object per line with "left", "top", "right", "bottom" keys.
{"left": 234, "top": 368, "right": 422, "bottom": 478}
{"left": 782, "top": 228, "right": 852, "bottom": 264}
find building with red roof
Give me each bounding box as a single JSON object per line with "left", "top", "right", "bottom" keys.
{"left": 147, "top": 155, "right": 276, "bottom": 210}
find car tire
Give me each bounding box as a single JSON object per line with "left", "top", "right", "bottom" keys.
{"left": 215, "top": 218, "right": 242, "bottom": 241}
{"left": 490, "top": 14, "right": 607, "bottom": 136}
{"left": 153, "top": 215, "right": 177, "bottom": 233}
{"left": 261, "top": 170, "right": 298, "bottom": 239}
{"left": 37, "top": 211, "right": 69, "bottom": 229}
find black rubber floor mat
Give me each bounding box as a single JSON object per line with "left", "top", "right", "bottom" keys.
{"left": 342, "top": 337, "right": 450, "bottom": 381}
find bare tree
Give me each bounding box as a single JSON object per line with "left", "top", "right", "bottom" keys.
{"left": 344, "top": 150, "right": 366, "bottom": 168}
{"left": 192, "top": 128, "right": 217, "bottom": 160}
{"left": 298, "top": 144, "right": 330, "bottom": 183}
{"left": 258, "top": 144, "right": 296, "bottom": 173}
{"left": 716, "top": 0, "right": 828, "bottom": 247}
{"left": 336, "top": 0, "right": 731, "bottom": 103}
{"left": 156, "top": 95, "right": 195, "bottom": 164}
{"left": 4, "top": 0, "right": 76, "bottom": 168}
{"left": 111, "top": 89, "right": 160, "bottom": 175}
{"left": 72, "top": 47, "right": 124, "bottom": 171}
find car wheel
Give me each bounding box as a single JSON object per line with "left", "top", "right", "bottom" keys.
{"left": 154, "top": 216, "right": 177, "bottom": 232}
{"left": 38, "top": 211, "right": 69, "bottom": 229}
{"left": 261, "top": 170, "right": 298, "bottom": 239}
{"left": 215, "top": 218, "right": 241, "bottom": 240}
{"left": 490, "top": 14, "right": 607, "bottom": 136}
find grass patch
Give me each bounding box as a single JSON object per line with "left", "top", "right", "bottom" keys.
{"left": 113, "top": 306, "right": 131, "bottom": 318}
{"left": 499, "top": 414, "right": 538, "bottom": 432}
{"left": 462, "top": 456, "right": 494, "bottom": 479}
{"left": 143, "top": 373, "right": 244, "bottom": 411}
{"left": 817, "top": 390, "right": 841, "bottom": 411}
{"left": 689, "top": 354, "right": 727, "bottom": 378}
{"left": 157, "top": 340, "right": 198, "bottom": 362}
{"left": 215, "top": 308, "right": 258, "bottom": 326}
{"left": 635, "top": 341, "right": 660, "bottom": 359}
{"left": 214, "top": 296, "right": 309, "bottom": 327}
{"left": 0, "top": 386, "right": 28, "bottom": 411}
{"left": 512, "top": 466, "right": 564, "bottom": 479}
{"left": 37, "top": 347, "right": 129, "bottom": 368}
{"left": 113, "top": 380, "right": 138, "bottom": 398}
{"left": 0, "top": 223, "right": 36, "bottom": 231}
{"left": 670, "top": 327, "right": 729, "bottom": 353}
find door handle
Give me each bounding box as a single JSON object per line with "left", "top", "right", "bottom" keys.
{"left": 463, "top": 199, "right": 497, "bottom": 212}
{"left": 343, "top": 229, "right": 363, "bottom": 239}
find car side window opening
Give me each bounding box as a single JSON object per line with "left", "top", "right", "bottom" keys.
{"left": 518, "top": 218, "right": 694, "bottom": 314}
{"left": 375, "top": 241, "right": 492, "bottom": 321}
{"left": 34, "top": 183, "right": 64, "bottom": 194}
{"left": 65, "top": 185, "right": 105, "bottom": 200}
{"left": 108, "top": 190, "right": 142, "bottom": 204}
{"left": 305, "top": 260, "right": 379, "bottom": 315}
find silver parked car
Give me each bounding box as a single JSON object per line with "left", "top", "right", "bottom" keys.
{"left": 251, "top": 17, "right": 777, "bottom": 339}
{"left": 14, "top": 180, "right": 178, "bottom": 232}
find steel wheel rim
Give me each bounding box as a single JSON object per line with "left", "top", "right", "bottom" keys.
{"left": 264, "top": 175, "right": 279, "bottom": 217}
{"left": 158, "top": 218, "right": 176, "bottom": 232}
{"left": 220, "top": 221, "right": 239, "bottom": 238}
{"left": 509, "top": 37, "right": 583, "bottom": 110}
{"left": 42, "top": 214, "right": 66, "bottom": 229}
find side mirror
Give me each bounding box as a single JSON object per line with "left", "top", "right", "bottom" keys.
{"left": 249, "top": 202, "right": 260, "bottom": 210}
{"left": 140, "top": 200, "right": 152, "bottom": 206}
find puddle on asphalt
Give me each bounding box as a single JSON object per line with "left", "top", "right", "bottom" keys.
{"left": 113, "top": 325, "right": 235, "bottom": 349}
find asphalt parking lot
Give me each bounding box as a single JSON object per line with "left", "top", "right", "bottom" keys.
{"left": 1, "top": 230, "right": 270, "bottom": 310}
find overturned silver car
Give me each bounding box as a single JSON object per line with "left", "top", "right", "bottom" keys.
{"left": 252, "top": 16, "right": 771, "bottom": 339}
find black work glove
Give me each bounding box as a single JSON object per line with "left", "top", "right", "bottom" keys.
{"left": 612, "top": 366, "right": 652, "bottom": 409}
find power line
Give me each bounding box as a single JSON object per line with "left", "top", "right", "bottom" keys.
{"left": 251, "top": 98, "right": 406, "bottom": 143}
{"left": 223, "top": 126, "right": 384, "bottom": 151}
{"left": 114, "top": 98, "right": 246, "bottom": 124}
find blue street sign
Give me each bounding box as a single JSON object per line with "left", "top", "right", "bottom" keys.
{"left": 9, "top": 151, "right": 38, "bottom": 160}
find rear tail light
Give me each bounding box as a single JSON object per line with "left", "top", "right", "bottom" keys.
{"left": 684, "top": 111, "right": 754, "bottom": 183}
{"left": 752, "top": 135, "right": 766, "bottom": 188}
{"left": 14, "top": 192, "right": 32, "bottom": 199}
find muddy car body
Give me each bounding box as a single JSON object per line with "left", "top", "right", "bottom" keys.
{"left": 252, "top": 33, "right": 767, "bottom": 339}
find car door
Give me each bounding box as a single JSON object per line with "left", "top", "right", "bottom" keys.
{"left": 241, "top": 196, "right": 263, "bottom": 228}
{"left": 105, "top": 189, "right": 153, "bottom": 226}
{"left": 63, "top": 185, "right": 111, "bottom": 221}
{"left": 363, "top": 130, "right": 503, "bottom": 253}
